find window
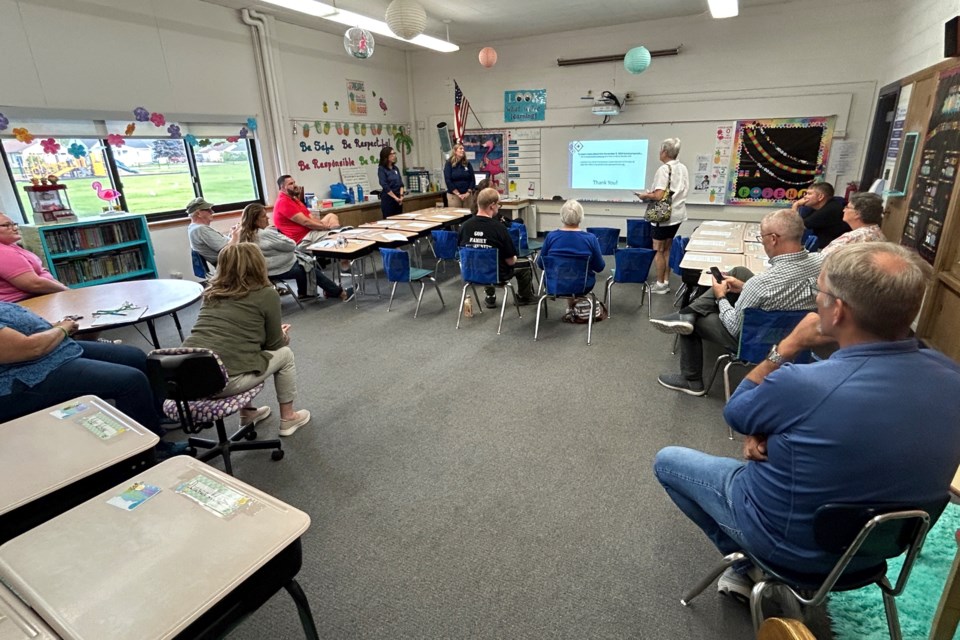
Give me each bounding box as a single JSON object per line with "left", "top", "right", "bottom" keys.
{"left": 1, "top": 132, "right": 262, "bottom": 220}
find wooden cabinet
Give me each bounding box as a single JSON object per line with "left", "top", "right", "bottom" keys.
{"left": 18, "top": 214, "right": 158, "bottom": 288}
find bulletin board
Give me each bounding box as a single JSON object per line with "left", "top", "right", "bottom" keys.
{"left": 290, "top": 118, "right": 411, "bottom": 198}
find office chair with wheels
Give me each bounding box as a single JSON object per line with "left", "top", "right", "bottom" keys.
{"left": 146, "top": 347, "right": 283, "bottom": 476}
{"left": 626, "top": 218, "right": 653, "bottom": 249}
{"left": 681, "top": 497, "right": 948, "bottom": 639}
{"left": 603, "top": 248, "right": 656, "bottom": 318}
{"left": 535, "top": 253, "right": 599, "bottom": 345}
{"left": 380, "top": 248, "right": 445, "bottom": 317}
{"left": 586, "top": 227, "right": 620, "bottom": 255}
{"left": 456, "top": 246, "right": 522, "bottom": 335}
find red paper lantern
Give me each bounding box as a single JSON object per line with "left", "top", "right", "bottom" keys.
{"left": 478, "top": 47, "right": 498, "bottom": 68}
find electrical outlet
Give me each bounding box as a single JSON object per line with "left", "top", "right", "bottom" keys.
{"left": 170, "top": 271, "right": 183, "bottom": 280}
{"left": 625, "top": 92, "right": 634, "bottom": 101}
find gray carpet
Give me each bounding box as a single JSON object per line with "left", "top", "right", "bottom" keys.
{"left": 107, "top": 254, "right": 833, "bottom": 639}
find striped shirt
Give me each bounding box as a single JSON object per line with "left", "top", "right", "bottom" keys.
{"left": 717, "top": 250, "right": 823, "bottom": 336}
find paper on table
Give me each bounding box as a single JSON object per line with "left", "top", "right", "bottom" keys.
{"left": 307, "top": 239, "right": 338, "bottom": 250}
{"left": 433, "top": 214, "right": 455, "bottom": 220}
{"left": 406, "top": 222, "right": 431, "bottom": 228}
{"left": 379, "top": 233, "right": 408, "bottom": 242}
{"left": 688, "top": 239, "right": 726, "bottom": 247}
{"left": 376, "top": 220, "right": 395, "bottom": 225}
{"left": 91, "top": 305, "right": 147, "bottom": 326}
{"left": 453, "top": 208, "right": 471, "bottom": 213}
{"left": 392, "top": 213, "right": 419, "bottom": 219}
{"left": 698, "top": 230, "right": 732, "bottom": 237}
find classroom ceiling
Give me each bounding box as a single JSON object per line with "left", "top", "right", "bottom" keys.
{"left": 202, "top": 0, "right": 790, "bottom": 47}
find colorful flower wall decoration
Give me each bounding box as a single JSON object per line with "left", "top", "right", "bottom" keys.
{"left": 133, "top": 107, "right": 150, "bottom": 122}
{"left": 167, "top": 124, "right": 181, "bottom": 139}
{"left": 246, "top": 118, "right": 258, "bottom": 131}
{"left": 12, "top": 128, "right": 34, "bottom": 143}
{"left": 184, "top": 134, "right": 198, "bottom": 147}
{"left": 67, "top": 143, "right": 87, "bottom": 159}
{"left": 40, "top": 138, "right": 60, "bottom": 154}
{"left": 150, "top": 112, "right": 166, "bottom": 127}
{"left": 125, "top": 123, "right": 136, "bottom": 136}
{"left": 199, "top": 138, "right": 212, "bottom": 147}
{"left": 107, "top": 134, "right": 125, "bottom": 148}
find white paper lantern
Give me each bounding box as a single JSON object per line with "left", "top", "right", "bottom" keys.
{"left": 385, "top": 0, "right": 426, "bottom": 40}
{"left": 344, "top": 27, "right": 374, "bottom": 59}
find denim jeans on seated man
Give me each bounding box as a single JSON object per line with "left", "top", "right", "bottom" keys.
{"left": 484, "top": 258, "right": 535, "bottom": 303}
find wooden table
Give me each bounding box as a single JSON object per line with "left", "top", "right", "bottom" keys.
{"left": 0, "top": 456, "right": 315, "bottom": 640}
{"left": 0, "top": 396, "right": 158, "bottom": 543}
{"left": 305, "top": 238, "right": 379, "bottom": 307}
{"left": 18, "top": 279, "right": 203, "bottom": 349}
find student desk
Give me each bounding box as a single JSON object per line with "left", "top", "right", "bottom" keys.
{"left": 0, "top": 396, "right": 158, "bottom": 543}
{"left": 0, "top": 581, "right": 58, "bottom": 640}
{"left": 305, "top": 238, "right": 379, "bottom": 308}
{"left": 0, "top": 456, "right": 317, "bottom": 640}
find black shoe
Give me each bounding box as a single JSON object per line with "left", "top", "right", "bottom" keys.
{"left": 657, "top": 373, "right": 706, "bottom": 396}
{"left": 516, "top": 296, "right": 537, "bottom": 306}
{"left": 484, "top": 296, "right": 497, "bottom": 309}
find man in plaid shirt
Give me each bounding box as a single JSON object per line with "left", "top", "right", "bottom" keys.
{"left": 651, "top": 209, "right": 822, "bottom": 396}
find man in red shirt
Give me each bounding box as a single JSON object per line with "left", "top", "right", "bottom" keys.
{"left": 273, "top": 175, "right": 341, "bottom": 246}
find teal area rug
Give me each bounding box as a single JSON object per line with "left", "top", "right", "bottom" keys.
{"left": 828, "top": 502, "right": 960, "bottom": 639}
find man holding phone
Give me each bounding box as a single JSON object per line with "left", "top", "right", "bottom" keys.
{"left": 650, "top": 209, "right": 822, "bottom": 395}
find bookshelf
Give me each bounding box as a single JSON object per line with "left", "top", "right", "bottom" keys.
{"left": 18, "top": 214, "right": 158, "bottom": 288}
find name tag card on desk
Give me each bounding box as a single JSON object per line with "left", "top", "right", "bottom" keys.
{"left": 0, "top": 457, "right": 310, "bottom": 640}
{"left": 686, "top": 238, "right": 744, "bottom": 254}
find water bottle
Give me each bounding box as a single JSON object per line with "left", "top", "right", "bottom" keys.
{"left": 357, "top": 184, "right": 364, "bottom": 203}
{"left": 347, "top": 187, "right": 355, "bottom": 204}
{"left": 463, "top": 294, "right": 474, "bottom": 318}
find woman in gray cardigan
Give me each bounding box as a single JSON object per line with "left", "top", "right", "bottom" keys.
{"left": 239, "top": 203, "right": 352, "bottom": 301}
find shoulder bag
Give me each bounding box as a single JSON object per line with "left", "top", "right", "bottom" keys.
{"left": 644, "top": 164, "right": 673, "bottom": 224}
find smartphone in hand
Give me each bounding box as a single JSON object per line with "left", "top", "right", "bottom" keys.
{"left": 710, "top": 267, "right": 724, "bottom": 283}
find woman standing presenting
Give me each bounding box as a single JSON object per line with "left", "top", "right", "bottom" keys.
{"left": 238, "top": 203, "right": 352, "bottom": 302}
{"left": 182, "top": 243, "right": 311, "bottom": 437}
{"left": 635, "top": 138, "right": 689, "bottom": 294}
{"left": 444, "top": 143, "right": 476, "bottom": 210}
{"left": 378, "top": 146, "right": 404, "bottom": 218}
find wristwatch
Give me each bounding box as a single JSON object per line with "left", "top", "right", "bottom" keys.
{"left": 766, "top": 344, "right": 786, "bottom": 365}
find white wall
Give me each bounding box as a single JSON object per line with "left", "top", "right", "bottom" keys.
{"left": 881, "top": 0, "right": 960, "bottom": 85}
{"left": 406, "top": 0, "right": 902, "bottom": 226}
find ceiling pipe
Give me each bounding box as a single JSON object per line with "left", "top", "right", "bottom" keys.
{"left": 557, "top": 45, "right": 682, "bottom": 67}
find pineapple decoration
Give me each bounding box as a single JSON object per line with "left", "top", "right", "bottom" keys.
{"left": 336, "top": 123, "right": 343, "bottom": 135}
{"left": 314, "top": 121, "right": 323, "bottom": 134}
{"left": 322, "top": 101, "right": 328, "bottom": 113}
{"left": 323, "top": 122, "right": 331, "bottom": 135}
{"left": 343, "top": 123, "right": 350, "bottom": 135}
{"left": 334, "top": 101, "right": 340, "bottom": 110}
{"left": 302, "top": 123, "right": 310, "bottom": 138}
{"left": 361, "top": 123, "right": 367, "bottom": 136}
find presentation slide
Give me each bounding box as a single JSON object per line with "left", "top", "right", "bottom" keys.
{"left": 568, "top": 139, "right": 648, "bottom": 190}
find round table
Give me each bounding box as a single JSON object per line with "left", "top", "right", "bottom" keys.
{"left": 18, "top": 279, "right": 203, "bottom": 348}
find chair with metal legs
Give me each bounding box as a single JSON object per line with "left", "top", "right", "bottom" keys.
{"left": 603, "top": 248, "right": 656, "bottom": 318}
{"left": 456, "top": 246, "right": 522, "bottom": 335}
{"left": 380, "top": 248, "right": 445, "bottom": 318}
{"left": 626, "top": 218, "right": 653, "bottom": 249}
{"left": 534, "top": 253, "right": 598, "bottom": 345}
{"left": 680, "top": 497, "right": 948, "bottom": 638}
{"left": 430, "top": 229, "right": 460, "bottom": 276}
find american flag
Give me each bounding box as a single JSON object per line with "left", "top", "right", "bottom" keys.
{"left": 453, "top": 80, "right": 471, "bottom": 143}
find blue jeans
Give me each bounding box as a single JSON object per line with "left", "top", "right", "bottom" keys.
{"left": 0, "top": 341, "right": 162, "bottom": 434}
{"left": 653, "top": 446, "right": 752, "bottom": 566}
{"left": 273, "top": 263, "right": 343, "bottom": 298}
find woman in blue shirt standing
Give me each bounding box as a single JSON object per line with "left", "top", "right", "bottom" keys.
{"left": 377, "top": 146, "right": 404, "bottom": 219}
{"left": 443, "top": 143, "right": 476, "bottom": 210}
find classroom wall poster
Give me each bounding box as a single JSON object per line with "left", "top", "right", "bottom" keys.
{"left": 708, "top": 123, "right": 735, "bottom": 205}
{"left": 347, "top": 79, "right": 367, "bottom": 116}
{"left": 462, "top": 130, "right": 506, "bottom": 194}
{"left": 504, "top": 90, "right": 546, "bottom": 123}
{"left": 901, "top": 67, "right": 960, "bottom": 264}
{"left": 726, "top": 117, "right": 835, "bottom": 207}
{"left": 292, "top": 119, "right": 407, "bottom": 197}
{"left": 881, "top": 83, "right": 912, "bottom": 206}
{"left": 507, "top": 128, "right": 541, "bottom": 198}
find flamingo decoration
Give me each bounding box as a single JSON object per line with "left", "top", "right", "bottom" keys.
{"left": 92, "top": 181, "right": 122, "bottom": 202}
{"left": 379, "top": 97, "right": 388, "bottom": 114}
{"left": 479, "top": 139, "right": 504, "bottom": 178}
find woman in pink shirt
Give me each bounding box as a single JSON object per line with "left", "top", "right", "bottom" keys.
{"left": 0, "top": 213, "right": 68, "bottom": 303}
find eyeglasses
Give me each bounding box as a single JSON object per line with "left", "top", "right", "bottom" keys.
{"left": 0, "top": 223, "right": 19, "bottom": 229}
{"left": 810, "top": 283, "right": 840, "bottom": 302}
{"left": 754, "top": 232, "right": 778, "bottom": 242}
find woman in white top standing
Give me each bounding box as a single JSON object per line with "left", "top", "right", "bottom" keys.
{"left": 635, "top": 138, "right": 689, "bottom": 294}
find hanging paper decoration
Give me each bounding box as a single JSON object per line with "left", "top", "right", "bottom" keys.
{"left": 40, "top": 138, "right": 60, "bottom": 154}
{"left": 67, "top": 143, "right": 87, "bottom": 159}
{"left": 199, "top": 138, "right": 212, "bottom": 147}
{"left": 343, "top": 123, "right": 350, "bottom": 135}
{"left": 334, "top": 101, "right": 340, "bottom": 110}
{"left": 226, "top": 136, "right": 240, "bottom": 143}
{"left": 323, "top": 102, "right": 328, "bottom": 113}
{"left": 0, "top": 113, "right": 8, "bottom": 132}
{"left": 323, "top": 122, "right": 331, "bottom": 134}
{"left": 167, "top": 124, "right": 181, "bottom": 138}
{"left": 379, "top": 97, "right": 388, "bottom": 114}
{"left": 12, "top": 128, "right": 34, "bottom": 143}
{"left": 184, "top": 134, "right": 199, "bottom": 147}
{"left": 361, "top": 123, "right": 367, "bottom": 135}
{"left": 623, "top": 46, "right": 651, "bottom": 74}
{"left": 106, "top": 134, "right": 125, "bottom": 148}
{"left": 92, "top": 181, "right": 122, "bottom": 202}
{"left": 125, "top": 123, "right": 136, "bottom": 136}
{"left": 239, "top": 127, "right": 248, "bottom": 139}
{"left": 336, "top": 123, "right": 343, "bottom": 135}
{"left": 150, "top": 112, "right": 166, "bottom": 127}
{"left": 344, "top": 27, "right": 375, "bottom": 59}
{"left": 246, "top": 117, "right": 258, "bottom": 131}
{"left": 478, "top": 47, "right": 498, "bottom": 68}
{"left": 385, "top": 0, "right": 426, "bottom": 40}
{"left": 133, "top": 107, "right": 150, "bottom": 122}
{"left": 302, "top": 123, "right": 310, "bottom": 137}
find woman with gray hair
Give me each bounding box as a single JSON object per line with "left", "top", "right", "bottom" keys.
{"left": 820, "top": 192, "right": 886, "bottom": 257}
{"left": 536, "top": 199, "right": 606, "bottom": 315}
{"left": 635, "top": 137, "right": 689, "bottom": 294}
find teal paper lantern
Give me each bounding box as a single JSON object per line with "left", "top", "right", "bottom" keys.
{"left": 624, "top": 46, "right": 651, "bottom": 74}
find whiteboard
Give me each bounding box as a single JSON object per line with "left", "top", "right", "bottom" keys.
{"left": 537, "top": 120, "right": 732, "bottom": 204}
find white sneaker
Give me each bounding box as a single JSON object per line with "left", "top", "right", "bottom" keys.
{"left": 650, "top": 281, "right": 671, "bottom": 294}
{"left": 717, "top": 567, "right": 754, "bottom": 604}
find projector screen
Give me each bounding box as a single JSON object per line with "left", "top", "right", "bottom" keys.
{"left": 568, "top": 139, "right": 649, "bottom": 191}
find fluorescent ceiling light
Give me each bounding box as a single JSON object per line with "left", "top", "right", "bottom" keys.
{"left": 260, "top": 0, "right": 459, "bottom": 52}
{"left": 707, "top": 0, "right": 738, "bottom": 18}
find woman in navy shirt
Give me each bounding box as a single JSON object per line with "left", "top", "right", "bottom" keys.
{"left": 443, "top": 143, "right": 476, "bottom": 210}
{"left": 377, "top": 146, "right": 404, "bottom": 218}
